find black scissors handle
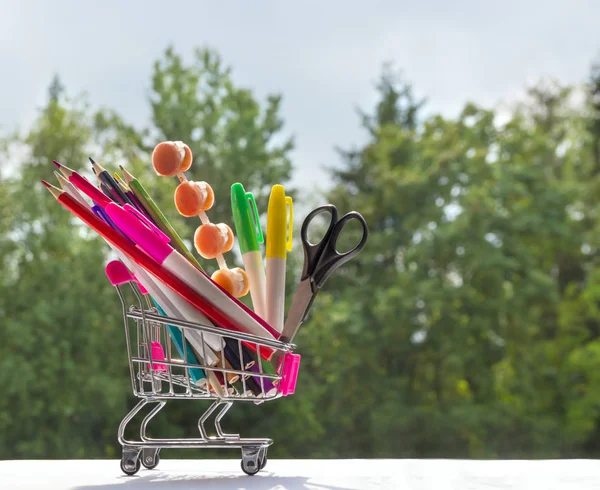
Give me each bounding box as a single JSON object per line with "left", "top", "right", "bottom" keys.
{"left": 300, "top": 204, "right": 368, "bottom": 289}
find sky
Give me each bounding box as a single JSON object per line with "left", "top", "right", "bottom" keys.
{"left": 1, "top": 0, "right": 599, "bottom": 192}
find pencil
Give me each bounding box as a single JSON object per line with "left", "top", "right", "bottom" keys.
{"left": 42, "top": 180, "right": 246, "bottom": 391}
{"left": 54, "top": 172, "right": 90, "bottom": 208}
{"left": 43, "top": 180, "right": 277, "bottom": 361}
{"left": 53, "top": 160, "right": 112, "bottom": 207}
{"left": 90, "top": 157, "right": 131, "bottom": 206}
{"left": 99, "top": 181, "right": 120, "bottom": 203}
{"left": 114, "top": 173, "right": 152, "bottom": 219}
{"left": 120, "top": 165, "right": 203, "bottom": 271}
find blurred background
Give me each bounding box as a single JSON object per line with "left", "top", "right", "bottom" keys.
{"left": 2, "top": 0, "right": 600, "bottom": 460}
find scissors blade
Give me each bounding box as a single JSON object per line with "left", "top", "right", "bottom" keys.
{"left": 280, "top": 279, "right": 315, "bottom": 343}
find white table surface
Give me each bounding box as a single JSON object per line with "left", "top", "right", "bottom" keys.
{"left": 0, "top": 459, "right": 598, "bottom": 489}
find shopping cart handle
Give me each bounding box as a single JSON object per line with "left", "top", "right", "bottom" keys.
{"left": 277, "top": 352, "right": 301, "bottom": 396}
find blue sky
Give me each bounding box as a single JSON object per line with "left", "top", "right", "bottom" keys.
{"left": 1, "top": 0, "right": 599, "bottom": 191}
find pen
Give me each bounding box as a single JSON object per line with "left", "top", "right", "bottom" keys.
{"left": 88, "top": 201, "right": 224, "bottom": 374}
{"left": 120, "top": 165, "right": 203, "bottom": 271}
{"left": 97, "top": 201, "right": 227, "bottom": 359}
{"left": 231, "top": 183, "right": 267, "bottom": 318}
{"left": 266, "top": 185, "right": 293, "bottom": 332}
{"left": 74, "top": 185, "right": 223, "bottom": 393}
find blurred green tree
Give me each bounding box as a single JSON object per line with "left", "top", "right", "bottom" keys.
{"left": 0, "top": 80, "right": 130, "bottom": 459}
{"left": 296, "top": 68, "right": 600, "bottom": 458}
{"left": 3, "top": 47, "right": 600, "bottom": 462}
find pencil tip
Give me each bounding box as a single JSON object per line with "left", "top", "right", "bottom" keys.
{"left": 89, "top": 157, "right": 96, "bottom": 165}
{"left": 120, "top": 165, "right": 133, "bottom": 182}
{"left": 53, "top": 160, "right": 74, "bottom": 177}
{"left": 41, "top": 180, "right": 62, "bottom": 199}
{"left": 54, "top": 171, "right": 69, "bottom": 188}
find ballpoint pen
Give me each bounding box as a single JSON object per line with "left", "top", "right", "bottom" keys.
{"left": 105, "top": 203, "right": 280, "bottom": 359}
{"left": 231, "top": 183, "right": 267, "bottom": 318}
{"left": 266, "top": 185, "right": 293, "bottom": 332}
{"left": 90, "top": 202, "right": 224, "bottom": 367}
{"left": 106, "top": 260, "right": 225, "bottom": 396}
{"left": 47, "top": 178, "right": 230, "bottom": 394}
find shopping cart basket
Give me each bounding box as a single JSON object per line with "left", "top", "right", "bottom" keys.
{"left": 108, "top": 264, "right": 299, "bottom": 476}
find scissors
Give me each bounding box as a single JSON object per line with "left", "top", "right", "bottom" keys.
{"left": 279, "top": 204, "right": 368, "bottom": 344}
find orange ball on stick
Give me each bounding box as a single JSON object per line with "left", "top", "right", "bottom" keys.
{"left": 194, "top": 223, "right": 234, "bottom": 259}
{"left": 174, "top": 181, "right": 215, "bottom": 217}
{"left": 180, "top": 144, "right": 193, "bottom": 172}
{"left": 212, "top": 268, "right": 250, "bottom": 298}
{"left": 152, "top": 141, "right": 193, "bottom": 176}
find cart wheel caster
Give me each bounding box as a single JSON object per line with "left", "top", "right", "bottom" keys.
{"left": 241, "top": 459, "right": 260, "bottom": 476}
{"left": 259, "top": 446, "right": 268, "bottom": 470}
{"left": 120, "top": 456, "right": 141, "bottom": 476}
{"left": 141, "top": 448, "right": 160, "bottom": 470}
{"left": 241, "top": 446, "right": 265, "bottom": 475}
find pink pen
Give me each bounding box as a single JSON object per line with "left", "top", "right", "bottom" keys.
{"left": 106, "top": 203, "right": 280, "bottom": 343}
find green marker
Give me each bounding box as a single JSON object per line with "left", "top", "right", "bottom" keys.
{"left": 120, "top": 165, "right": 203, "bottom": 271}
{"left": 231, "top": 183, "right": 267, "bottom": 317}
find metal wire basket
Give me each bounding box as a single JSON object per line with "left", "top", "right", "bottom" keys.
{"left": 112, "top": 280, "right": 297, "bottom": 476}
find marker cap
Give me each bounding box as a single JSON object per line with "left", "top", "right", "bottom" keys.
{"left": 266, "top": 185, "right": 293, "bottom": 259}
{"left": 231, "top": 183, "right": 263, "bottom": 254}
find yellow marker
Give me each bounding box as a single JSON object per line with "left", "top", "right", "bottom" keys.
{"left": 265, "top": 185, "right": 293, "bottom": 332}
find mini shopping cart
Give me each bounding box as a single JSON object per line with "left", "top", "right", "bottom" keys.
{"left": 107, "top": 263, "right": 300, "bottom": 476}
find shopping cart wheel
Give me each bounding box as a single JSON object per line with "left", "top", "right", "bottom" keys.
{"left": 241, "top": 459, "right": 260, "bottom": 476}
{"left": 120, "top": 455, "right": 141, "bottom": 476}
{"left": 141, "top": 448, "right": 161, "bottom": 470}
{"left": 259, "top": 446, "right": 268, "bottom": 470}
{"left": 240, "top": 447, "right": 261, "bottom": 476}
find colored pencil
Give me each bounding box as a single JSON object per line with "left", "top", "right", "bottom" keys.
{"left": 53, "top": 161, "right": 112, "bottom": 207}
{"left": 114, "top": 173, "right": 151, "bottom": 218}
{"left": 42, "top": 181, "right": 276, "bottom": 361}
{"left": 90, "top": 157, "right": 131, "bottom": 206}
